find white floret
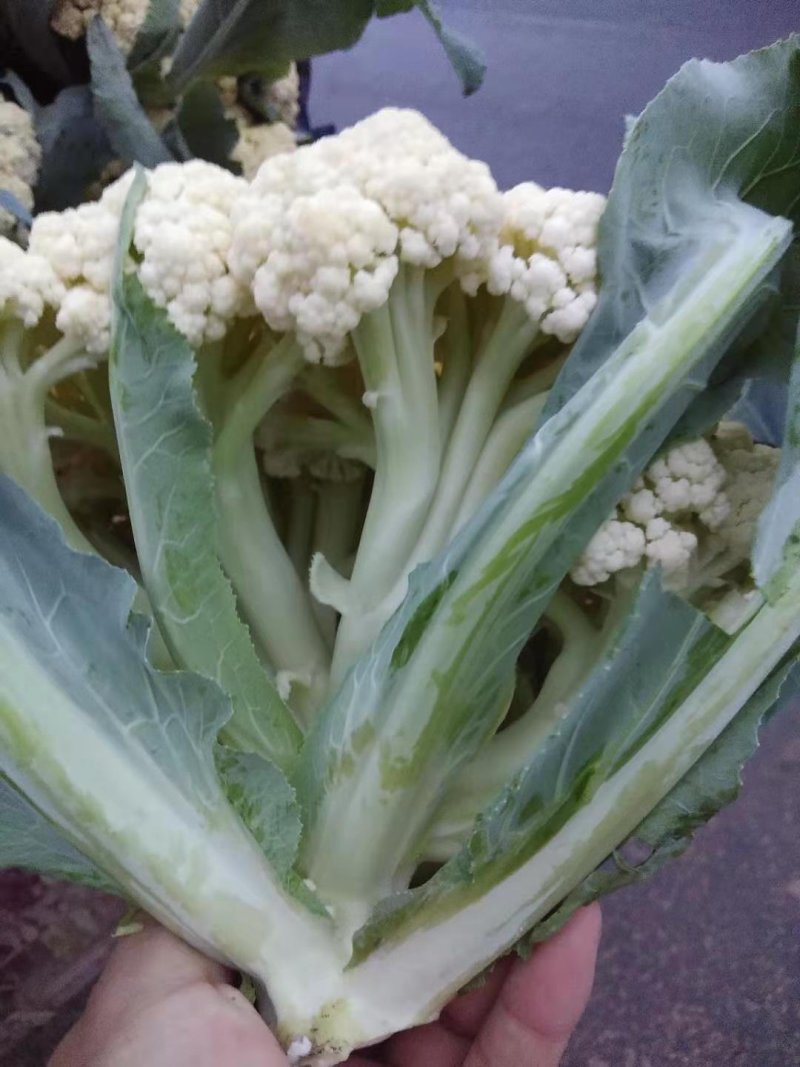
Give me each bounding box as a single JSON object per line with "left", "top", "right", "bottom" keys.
{"left": 643, "top": 518, "right": 698, "bottom": 581}
{"left": 230, "top": 121, "right": 297, "bottom": 179}
{"left": 570, "top": 516, "right": 646, "bottom": 586}
{"left": 319, "top": 109, "right": 503, "bottom": 269}
{"left": 248, "top": 186, "right": 399, "bottom": 362}
{"left": 712, "top": 425, "right": 780, "bottom": 559}
{"left": 645, "top": 439, "right": 729, "bottom": 525}
{"left": 29, "top": 171, "right": 134, "bottom": 352}
{"left": 50, "top": 0, "right": 150, "bottom": 54}
{"left": 0, "top": 101, "right": 41, "bottom": 236}
{"left": 133, "top": 161, "right": 253, "bottom": 344}
{"left": 488, "top": 182, "right": 605, "bottom": 342}
{"left": 0, "top": 239, "right": 64, "bottom": 327}
{"left": 31, "top": 161, "right": 251, "bottom": 351}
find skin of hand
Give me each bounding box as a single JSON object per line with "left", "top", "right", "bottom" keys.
{"left": 50, "top": 904, "right": 601, "bottom": 1067}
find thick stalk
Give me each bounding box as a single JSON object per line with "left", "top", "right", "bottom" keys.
{"left": 0, "top": 329, "right": 95, "bottom": 553}
{"left": 329, "top": 267, "right": 443, "bottom": 685}
{"left": 302, "top": 212, "right": 792, "bottom": 906}
{"left": 328, "top": 302, "right": 545, "bottom": 679}
{"left": 214, "top": 338, "right": 331, "bottom": 720}
{"left": 452, "top": 390, "right": 550, "bottom": 532}
{"left": 0, "top": 630, "right": 344, "bottom": 1047}
{"left": 426, "top": 592, "right": 609, "bottom": 860}
{"left": 332, "top": 565, "right": 800, "bottom": 1054}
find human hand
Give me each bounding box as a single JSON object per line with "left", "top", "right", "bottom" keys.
{"left": 50, "top": 905, "right": 601, "bottom": 1067}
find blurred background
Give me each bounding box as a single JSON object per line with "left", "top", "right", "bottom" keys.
{"left": 1, "top": 2, "right": 798, "bottom": 1064}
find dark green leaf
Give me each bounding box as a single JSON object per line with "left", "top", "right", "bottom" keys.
{"left": 176, "top": 81, "right": 239, "bottom": 169}
{"left": 169, "top": 0, "right": 373, "bottom": 90}
{"left": 87, "top": 16, "right": 172, "bottom": 167}
{"left": 520, "top": 655, "right": 800, "bottom": 948}
{"left": 34, "top": 85, "right": 113, "bottom": 210}
{"left": 4, "top": 0, "right": 85, "bottom": 88}
{"left": 414, "top": 1, "right": 485, "bottom": 96}
{"left": 128, "top": 0, "right": 182, "bottom": 70}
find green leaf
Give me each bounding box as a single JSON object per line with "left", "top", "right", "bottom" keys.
{"left": 87, "top": 16, "right": 173, "bottom": 167}
{"left": 128, "top": 0, "right": 183, "bottom": 70}
{"left": 754, "top": 319, "right": 800, "bottom": 590}
{"left": 0, "top": 775, "right": 120, "bottom": 894}
{"left": 168, "top": 0, "right": 373, "bottom": 90}
{"left": 34, "top": 86, "right": 114, "bottom": 210}
{"left": 110, "top": 172, "right": 302, "bottom": 771}
{"left": 546, "top": 36, "right": 800, "bottom": 416}
{"left": 0, "top": 474, "right": 231, "bottom": 845}
{"left": 298, "top": 41, "right": 800, "bottom": 908}
{"left": 519, "top": 654, "right": 800, "bottom": 949}
{"left": 216, "top": 747, "right": 329, "bottom": 916}
{"left": 375, "top": 0, "right": 485, "bottom": 94}
{"left": 346, "top": 572, "right": 800, "bottom": 1020}
{"left": 0, "top": 478, "right": 316, "bottom": 973}
{"left": 176, "top": 82, "right": 240, "bottom": 169}
{"left": 414, "top": 1, "right": 485, "bottom": 96}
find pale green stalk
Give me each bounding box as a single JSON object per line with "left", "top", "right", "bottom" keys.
{"left": 214, "top": 336, "right": 331, "bottom": 720}
{"left": 329, "top": 266, "right": 445, "bottom": 686}
{"left": 334, "top": 565, "right": 800, "bottom": 1052}
{"left": 303, "top": 211, "right": 792, "bottom": 906}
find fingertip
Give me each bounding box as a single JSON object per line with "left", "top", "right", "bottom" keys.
{"left": 502, "top": 904, "right": 602, "bottom": 1043}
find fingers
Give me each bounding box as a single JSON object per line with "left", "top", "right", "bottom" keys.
{"left": 462, "top": 904, "right": 601, "bottom": 1067}
{"left": 380, "top": 959, "right": 513, "bottom": 1067}
{"left": 82, "top": 919, "right": 233, "bottom": 1031}
{"left": 49, "top": 920, "right": 286, "bottom": 1067}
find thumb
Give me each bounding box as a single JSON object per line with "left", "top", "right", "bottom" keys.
{"left": 50, "top": 920, "right": 287, "bottom": 1067}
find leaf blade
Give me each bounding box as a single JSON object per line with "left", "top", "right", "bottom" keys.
{"left": 109, "top": 172, "right": 302, "bottom": 770}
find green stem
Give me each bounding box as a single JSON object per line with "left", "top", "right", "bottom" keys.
{"left": 425, "top": 592, "right": 604, "bottom": 860}
{"left": 45, "top": 399, "right": 120, "bottom": 459}
{"left": 286, "top": 479, "right": 316, "bottom": 576}
{"left": 437, "top": 286, "right": 472, "bottom": 449}
{"left": 329, "top": 267, "right": 443, "bottom": 686}
{"left": 452, "top": 390, "right": 550, "bottom": 533}
{"left": 300, "top": 365, "right": 374, "bottom": 437}
{"left": 302, "top": 211, "right": 791, "bottom": 906}
{"left": 0, "top": 328, "right": 95, "bottom": 554}
{"left": 310, "top": 476, "right": 367, "bottom": 645}
{"left": 411, "top": 299, "right": 542, "bottom": 563}
{"left": 214, "top": 337, "right": 331, "bottom": 722}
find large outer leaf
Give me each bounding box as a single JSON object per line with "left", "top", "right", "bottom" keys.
{"left": 110, "top": 173, "right": 301, "bottom": 770}
{"left": 546, "top": 36, "right": 800, "bottom": 417}
{"left": 297, "top": 37, "right": 800, "bottom": 906}
{"left": 0, "top": 478, "right": 327, "bottom": 989}
{"left": 0, "top": 776, "right": 119, "bottom": 894}
{"left": 342, "top": 573, "right": 800, "bottom": 1030}
{"left": 169, "top": 0, "right": 373, "bottom": 90}
{"left": 87, "top": 17, "right": 173, "bottom": 168}
{"left": 519, "top": 645, "right": 800, "bottom": 947}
